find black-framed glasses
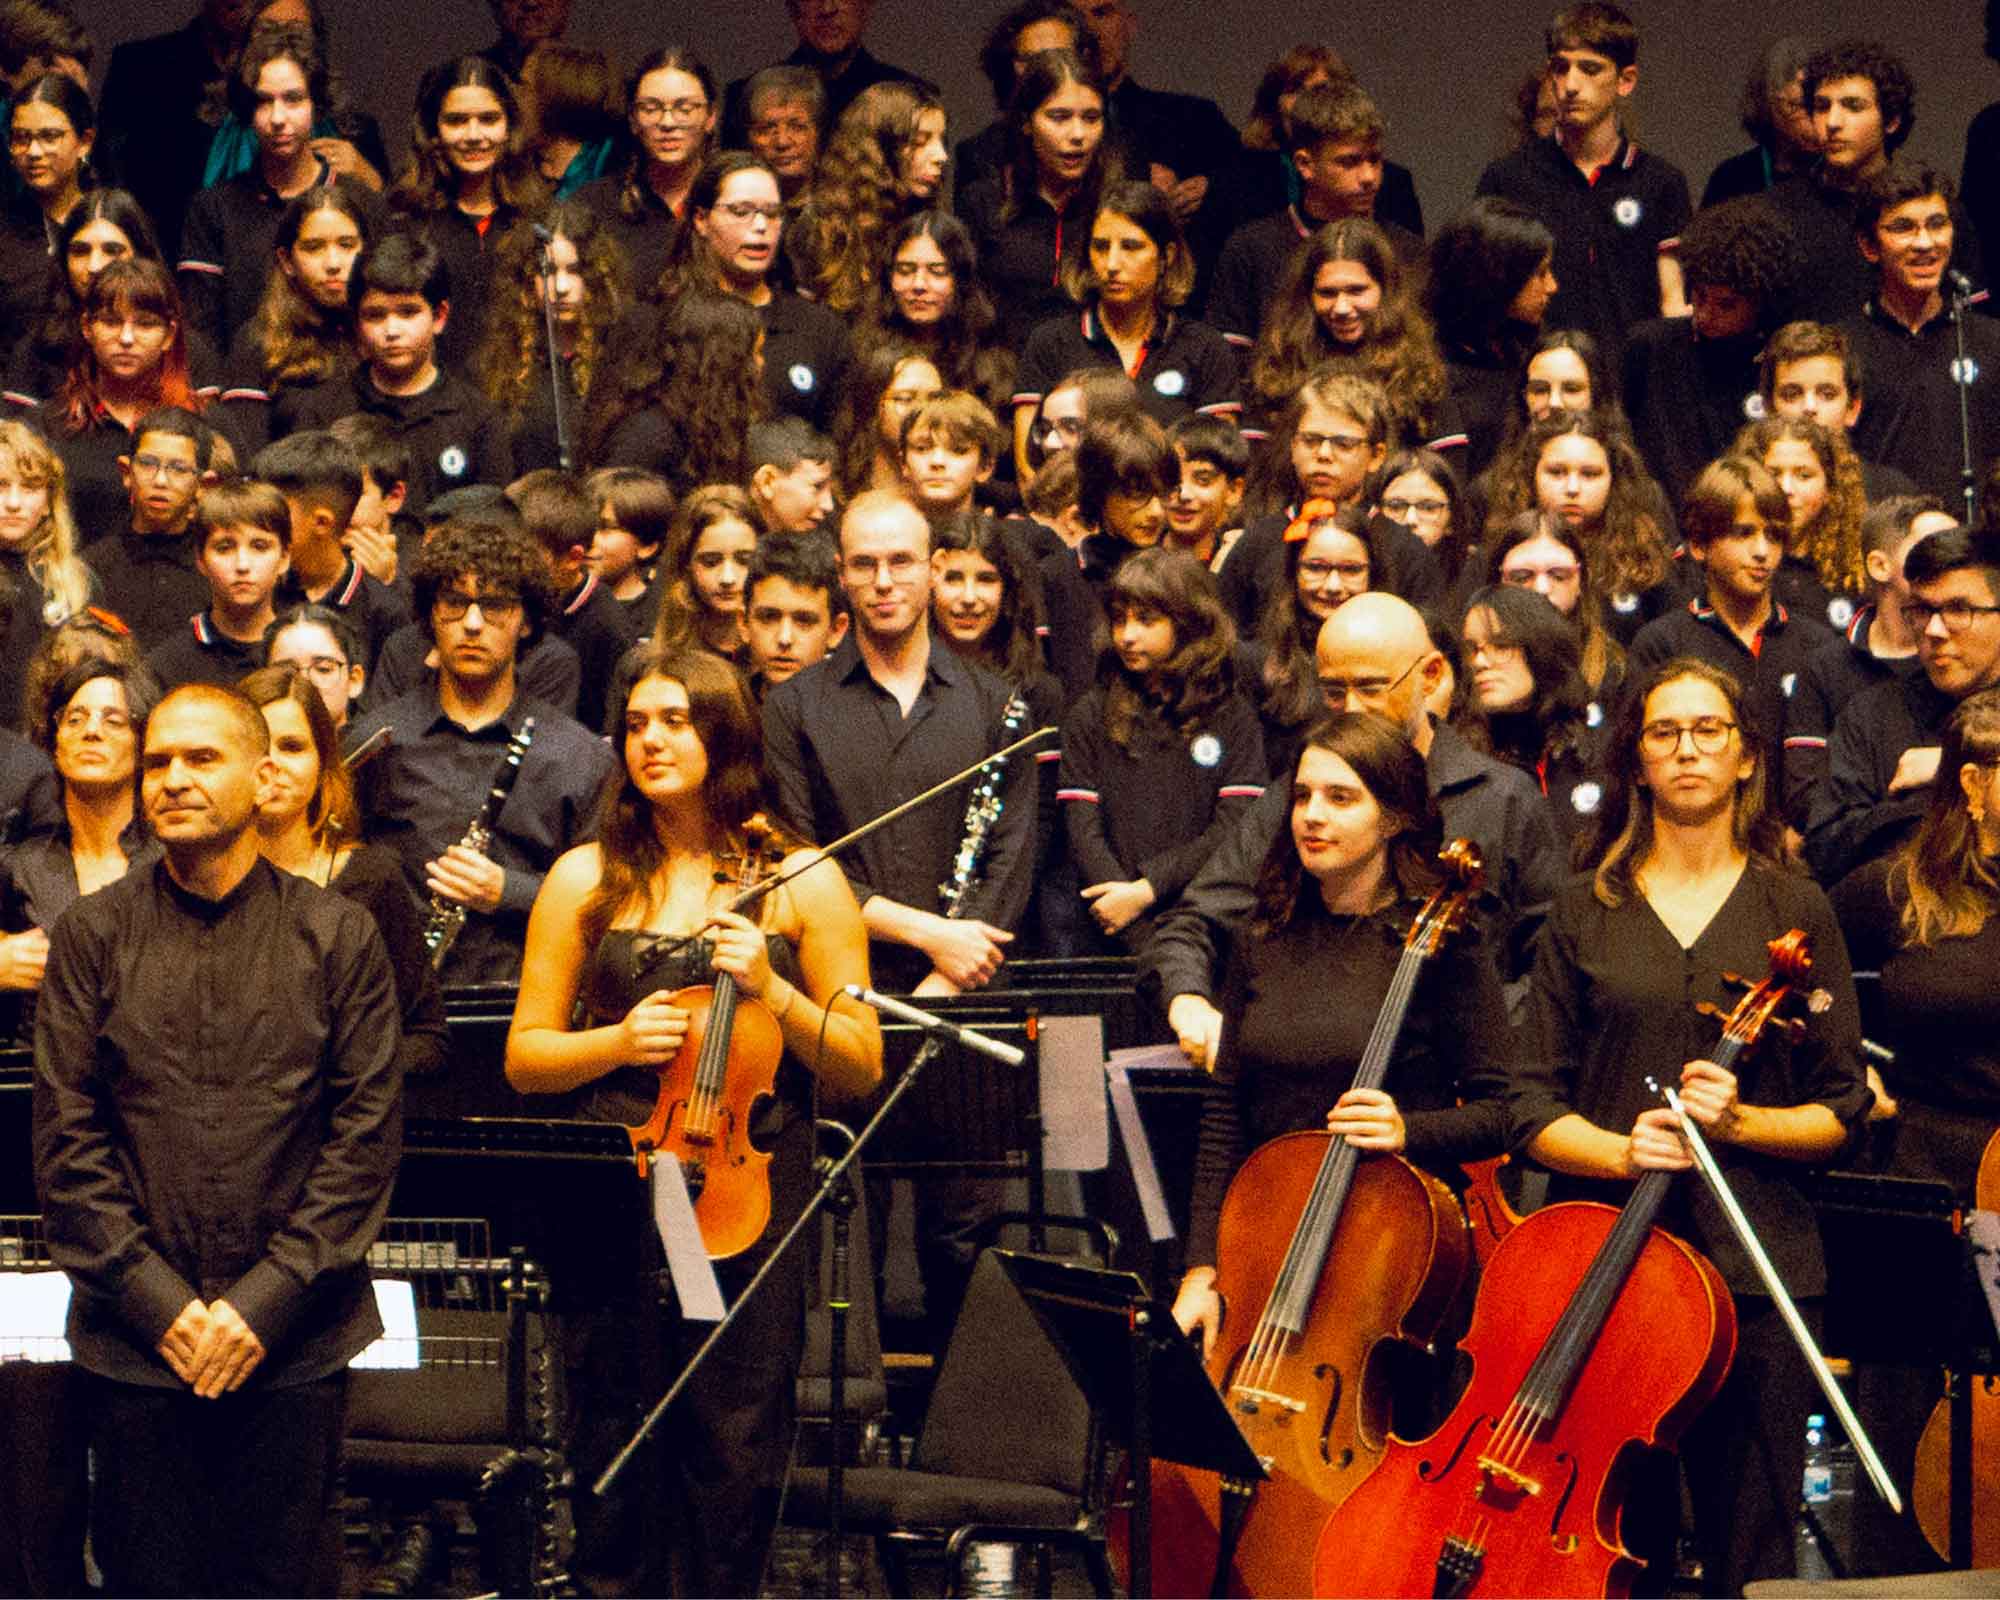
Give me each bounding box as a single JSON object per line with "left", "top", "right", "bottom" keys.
{"left": 434, "top": 590, "right": 523, "bottom": 622}
{"left": 1640, "top": 717, "right": 1737, "bottom": 756}
{"left": 1905, "top": 598, "right": 2000, "bottom": 633}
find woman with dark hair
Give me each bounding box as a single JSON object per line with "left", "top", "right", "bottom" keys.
{"left": 788, "top": 79, "right": 949, "bottom": 316}
{"left": 0, "top": 70, "right": 92, "bottom": 343}
{"left": 1058, "top": 545, "right": 1264, "bottom": 952}
{"left": 1482, "top": 408, "right": 1672, "bottom": 646}
{"left": 507, "top": 642, "right": 880, "bottom": 1599}
{"left": 1248, "top": 500, "right": 1378, "bottom": 776}
{"left": 576, "top": 45, "right": 717, "bottom": 294}
{"left": 856, "top": 209, "right": 1013, "bottom": 416}
{"left": 219, "top": 176, "right": 376, "bottom": 450}
{"left": 1702, "top": 38, "right": 1819, "bottom": 207}
{"left": 38, "top": 258, "right": 206, "bottom": 540}
{"left": 1425, "top": 197, "right": 1559, "bottom": 475}
{"left": 1366, "top": 446, "right": 1476, "bottom": 592}
{"left": 1485, "top": 508, "right": 1624, "bottom": 699}
{"left": 831, "top": 340, "right": 943, "bottom": 497}
{"left": 518, "top": 42, "right": 620, "bottom": 199}
{"left": 1173, "top": 709, "right": 1514, "bottom": 1354}
{"left": 960, "top": 46, "right": 1115, "bottom": 350}
{"left": 1483, "top": 328, "right": 1622, "bottom": 476}
{"left": 1015, "top": 177, "right": 1236, "bottom": 469}
{"left": 1513, "top": 654, "right": 1870, "bottom": 1594}
{"left": 0, "top": 656, "right": 158, "bottom": 1035}
{"left": 264, "top": 599, "right": 365, "bottom": 728}
{"left": 477, "top": 198, "right": 628, "bottom": 471}
{"left": 1248, "top": 217, "right": 1448, "bottom": 442}
{"left": 1455, "top": 582, "right": 1603, "bottom": 840}
{"left": 389, "top": 55, "right": 548, "bottom": 371}
{"left": 584, "top": 291, "right": 766, "bottom": 494}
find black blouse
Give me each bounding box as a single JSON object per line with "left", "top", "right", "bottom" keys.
{"left": 1515, "top": 865, "right": 1872, "bottom": 1295}
{"left": 1186, "top": 890, "right": 1518, "bottom": 1267}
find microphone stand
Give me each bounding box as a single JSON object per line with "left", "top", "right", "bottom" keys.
{"left": 1951, "top": 274, "right": 1977, "bottom": 526}
{"left": 535, "top": 227, "right": 572, "bottom": 471}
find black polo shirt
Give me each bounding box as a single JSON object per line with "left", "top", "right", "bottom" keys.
{"left": 392, "top": 202, "right": 522, "bottom": 376}
{"left": 95, "top": 19, "right": 226, "bottom": 254}
{"left": 348, "top": 686, "right": 616, "bottom": 985}
{"left": 761, "top": 631, "right": 1038, "bottom": 990}
{"left": 1844, "top": 298, "right": 2000, "bottom": 507}
{"left": 1626, "top": 594, "right": 1832, "bottom": 807}
{"left": 178, "top": 156, "right": 333, "bottom": 353}
{"left": 283, "top": 366, "right": 515, "bottom": 510}
{"left": 1475, "top": 135, "right": 1691, "bottom": 359}
{"left": 1014, "top": 306, "right": 1240, "bottom": 427}
{"left": 1621, "top": 318, "right": 1765, "bottom": 501}
{"left": 1808, "top": 669, "right": 1961, "bottom": 883}
{"left": 81, "top": 528, "right": 210, "bottom": 649}
{"left": 1206, "top": 206, "right": 1422, "bottom": 348}
{"left": 145, "top": 610, "right": 265, "bottom": 691}
{"left": 277, "top": 556, "right": 411, "bottom": 680}
{"left": 761, "top": 290, "right": 851, "bottom": 433}
{"left": 1781, "top": 605, "right": 1923, "bottom": 829}
{"left": 575, "top": 173, "right": 682, "bottom": 299}
{"left": 961, "top": 177, "right": 1095, "bottom": 352}
{"left": 1769, "top": 172, "right": 1986, "bottom": 329}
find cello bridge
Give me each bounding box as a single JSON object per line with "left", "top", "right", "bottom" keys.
{"left": 1474, "top": 1456, "right": 1542, "bottom": 1500}
{"left": 1230, "top": 1385, "right": 1305, "bottom": 1416}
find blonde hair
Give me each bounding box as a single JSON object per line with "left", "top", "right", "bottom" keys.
{"left": 0, "top": 420, "right": 92, "bottom": 626}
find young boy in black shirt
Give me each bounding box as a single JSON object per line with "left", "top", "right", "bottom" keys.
{"left": 1163, "top": 412, "right": 1247, "bottom": 570}
{"left": 505, "top": 468, "right": 627, "bottom": 730}
{"left": 745, "top": 417, "right": 837, "bottom": 535}
{"left": 583, "top": 465, "right": 671, "bottom": 647}
{"left": 743, "top": 530, "right": 848, "bottom": 698}
{"left": 146, "top": 476, "right": 291, "bottom": 690}
{"left": 80, "top": 406, "right": 221, "bottom": 649}
{"left": 1757, "top": 320, "right": 1917, "bottom": 502}
{"left": 327, "top": 413, "right": 419, "bottom": 588}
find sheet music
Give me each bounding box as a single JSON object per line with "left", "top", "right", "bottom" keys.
{"left": 653, "top": 1157, "right": 725, "bottom": 1322}
{"left": 1107, "top": 1065, "right": 1177, "bottom": 1244}
{"left": 1040, "top": 1013, "right": 1109, "bottom": 1172}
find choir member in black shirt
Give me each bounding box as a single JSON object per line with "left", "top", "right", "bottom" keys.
{"left": 1728, "top": 415, "right": 1869, "bottom": 631}
{"left": 1620, "top": 197, "right": 1803, "bottom": 503}
{"left": 1843, "top": 162, "right": 2000, "bottom": 510}
{"left": 721, "top": 0, "right": 923, "bottom": 150}
{"left": 1627, "top": 456, "right": 1834, "bottom": 827}
{"left": 242, "top": 662, "right": 444, "bottom": 1084}
{"left": 506, "top": 643, "right": 880, "bottom": 1597}
{"left": 32, "top": 682, "right": 401, "bottom": 1597}
{"left": 0, "top": 419, "right": 96, "bottom": 723}
{"left": 78, "top": 405, "right": 217, "bottom": 647}
{"left": 587, "top": 289, "right": 765, "bottom": 496}
{"left": 1367, "top": 448, "right": 1477, "bottom": 596}
{"left": 575, "top": 47, "right": 716, "bottom": 297}
{"left": 1700, "top": 38, "right": 1818, "bottom": 208}
{"left": 349, "top": 517, "right": 614, "bottom": 985}
{"left": 1473, "top": 2, "right": 1692, "bottom": 361}
{"left": 1782, "top": 496, "right": 1944, "bottom": 830}
{"left": 1809, "top": 527, "right": 2000, "bottom": 883}
{"left": 583, "top": 464, "right": 670, "bottom": 647}
{"left": 0, "top": 658, "right": 159, "bottom": 1038}
{"left": 146, "top": 476, "right": 290, "bottom": 691}
{"left": 647, "top": 483, "right": 760, "bottom": 668}
{"left": 952, "top": 0, "right": 1096, "bottom": 206}
{"left": 744, "top": 524, "right": 848, "bottom": 697}
{"left": 503, "top": 467, "right": 626, "bottom": 729}
{"left": 3, "top": 72, "right": 91, "bottom": 264}
{"left": 265, "top": 601, "right": 366, "bottom": 731}
{"left": 853, "top": 210, "right": 1016, "bottom": 421}
{"left": 1756, "top": 321, "right": 1919, "bottom": 506}
{"left": 1512, "top": 654, "right": 1870, "bottom": 1595}
{"left": 1173, "top": 710, "right": 1515, "bottom": 1353}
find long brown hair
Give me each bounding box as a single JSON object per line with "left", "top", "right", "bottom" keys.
{"left": 1891, "top": 687, "right": 2000, "bottom": 945}
{"left": 476, "top": 200, "right": 627, "bottom": 420}
{"left": 57, "top": 259, "right": 201, "bottom": 433}
{"left": 1101, "top": 547, "right": 1236, "bottom": 751}
{"left": 237, "top": 663, "right": 359, "bottom": 842}
{"left": 581, "top": 644, "right": 798, "bottom": 944}
{"left": 1485, "top": 408, "right": 1669, "bottom": 599}
{"left": 249, "top": 179, "right": 375, "bottom": 389}
{"left": 791, "top": 80, "right": 945, "bottom": 314}
{"left": 1732, "top": 414, "right": 1869, "bottom": 599}
{"left": 390, "top": 55, "right": 546, "bottom": 217}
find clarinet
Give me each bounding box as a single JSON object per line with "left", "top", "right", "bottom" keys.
{"left": 938, "top": 694, "right": 1029, "bottom": 917}
{"left": 424, "top": 717, "right": 537, "bottom": 971}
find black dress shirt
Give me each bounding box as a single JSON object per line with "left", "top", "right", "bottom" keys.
{"left": 32, "top": 858, "right": 401, "bottom": 1385}
{"left": 349, "top": 686, "right": 615, "bottom": 984}
{"left": 761, "top": 631, "right": 1038, "bottom": 990}
{"left": 1513, "top": 865, "right": 1871, "bottom": 1295}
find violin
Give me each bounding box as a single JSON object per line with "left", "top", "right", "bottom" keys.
{"left": 1912, "top": 1126, "right": 2000, "bottom": 1564}
{"left": 1311, "top": 929, "right": 1815, "bottom": 1598}
{"left": 622, "top": 818, "right": 786, "bottom": 1260}
{"left": 1130, "top": 840, "right": 1484, "bottom": 1599}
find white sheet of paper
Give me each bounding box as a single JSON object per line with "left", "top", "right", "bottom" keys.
{"left": 0, "top": 1270, "right": 71, "bottom": 1362}
{"left": 654, "top": 1156, "right": 725, "bottom": 1322}
{"left": 350, "top": 1278, "right": 421, "bottom": 1370}
{"left": 1040, "top": 1012, "right": 1109, "bottom": 1172}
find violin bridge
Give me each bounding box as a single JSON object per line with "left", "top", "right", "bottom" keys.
{"left": 1473, "top": 1455, "right": 1542, "bottom": 1500}
{"left": 1229, "top": 1385, "right": 1306, "bottom": 1416}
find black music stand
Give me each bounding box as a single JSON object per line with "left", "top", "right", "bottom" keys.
{"left": 1812, "top": 1171, "right": 1999, "bottom": 1570}
{"left": 992, "top": 1250, "right": 1264, "bottom": 1600}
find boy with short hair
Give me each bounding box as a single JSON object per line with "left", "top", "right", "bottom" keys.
{"left": 286, "top": 234, "right": 514, "bottom": 508}
{"left": 1474, "top": 0, "right": 1692, "bottom": 358}
{"left": 584, "top": 465, "right": 673, "bottom": 643}
{"left": 327, "top": 412, "right": 418, "bottom": 587}
{"left": 746, "top": 417, "right": 837, "bottom": 535}
{"left": 900, "top": 392, "right": 1001, "bottom": 522}
{"left": 251, "top": 430, "right": 410, "bottom": 674}
{"left": 146, "top": 476, "right": 291, "bottom": 689}
{"left": 743, "top": 532, "right": 849, "bottom": 696}
{"left": 1758, "top": 320, "right": 1917, "bottom": 501}
{"left": 504, "top": 467, "right": 628, "bottom": 729}
{"left": 81, "top": 406, "right": 223, "bottom": 648}
{"left": 1164, "top": 413, "right": 1247, "bottom": 569}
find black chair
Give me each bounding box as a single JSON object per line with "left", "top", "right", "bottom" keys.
{"left": 785, "top": 1247, "right": 1118, "bottom": 1597}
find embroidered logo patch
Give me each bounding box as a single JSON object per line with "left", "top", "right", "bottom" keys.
{"left": 1612, "top": 590, "right": 1640, "bottom": 613}
{"left": 789, "top": 363, "right": 816, "bottom": 392}
{"left": 438, "top": 446, "right": 468, "bottom": 479}
{"left": 1953, "top": 357, "right": 1981, "bottom": 387}
{"left": 1572, "top": 781, "right": 1602, "bottom": 814}
{"left": 1827, "top": 597, "right": 1855, "bottom": 630}
{"left": 1744, "top": 392, "right": 1766, "bottom": 420}
{"left": 1613, "top": 197, "right": 1642, "bottom": 228}
{"left": 1191, "top": 734, "right": 1221, "bottom": 767}
{"left": 1153, "top": 369, "right": 1187, "bottom": 397}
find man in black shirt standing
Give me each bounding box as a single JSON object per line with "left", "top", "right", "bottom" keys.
{"left": 32, "top": 682, "right": 401, "bottom": 1595}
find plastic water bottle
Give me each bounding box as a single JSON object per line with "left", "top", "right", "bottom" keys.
{"left": 1794, "top": 1413, "right": 1858, "bottom": 1580}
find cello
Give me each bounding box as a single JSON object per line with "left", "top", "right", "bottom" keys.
{"left": 622, "top": 817, "right": 786, "bottom": 1259}
{"left": 1135, "top": 839, "right": 1485, "bottom": 1598}
{"left": 1310, "top": 931, "right": 1815, "bottom": 1598}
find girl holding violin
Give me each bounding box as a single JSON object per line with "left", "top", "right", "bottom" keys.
{"left": 505, "top": 643, "right": 880, "bottom": 1597}
{"left": 1512, "top": 655, "right": 1871, "bottom": 1594}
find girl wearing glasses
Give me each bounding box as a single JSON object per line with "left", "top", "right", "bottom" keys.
{"left": 576, "top": 46, "right": 718, "bottom": 296}
{"left": 1732, "top": 415, "right": 1869, "bottom": 630}
{"left": 1249, "top": 500, "right": 1377, "bottom": 778}
{"left": 856, "top": 210, "right": 1014, "bottom": 420}
{"left": 4, "top": 70, "right": 92, "bottom": 245}
{"left": 1365, "top": 446, "right": 1476, "bottom": 592}
{"left": 1486, "top": 509, "right": 1624, "bottom": 701}
{"left": 264, "top": 602, "right": 366, "bottom": 729}
{"left": 1512, "top": 654, "right": 1870, "bottom": 1595}
{"left": 389, "top": 56, "right": 547, "bottom": 373}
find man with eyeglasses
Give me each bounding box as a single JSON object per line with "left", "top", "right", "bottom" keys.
{"left": 1842, "top": 162, "right": 2000, "bottom": 509}
{"left": 348, "top": 519, "right": 612, "bottom": 986}
{"left": 1145, "top": 592, "right": 1561, "bottom": 1068}
{"left": 1809, "top": 525, "right": 2000, "bottom": 881}
{"left": 763, "top": 488, "right": 1036, "bottom": 1348}
{"left": 81, "top": 406, "right": 221, "bottom": 650}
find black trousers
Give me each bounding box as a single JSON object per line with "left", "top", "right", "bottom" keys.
{"left": 87, "top": 1370, "right": 347, "bottom": 1598}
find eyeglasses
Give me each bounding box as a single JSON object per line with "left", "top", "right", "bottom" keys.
{"left": 1318, "top": 653, "right": 1425, "bottom": 705}
{"left": 1296, "top": 430, "right": 1371, "bottom": 457}
{"left": 1380, "top": 496, "right": 1449, "bottom": 520}
{"left": 715, "top": 201, "right": 784, "bottom": 224}
{"left": 842, "top": 554, "right": 923, "bottom": 584}
{"left": 1879, "top": 212, "right": 1950, "bottom": 240}
{"left": 1298, "top": 558, "right": 1369, "bottom": 585}
{"left": 1640, "top": 717, "right": 1737, "bottom": 756}
{"left": 1905, "top": 598, "right": 2000, "bottom": 632}
{"left": 290, "top": 655, "right": 352, "bottom": 679}
{"left": 632, "top": 97, "right": 709, "bottom": 125}
{"left": 434, "top": 590, "right": 523, "bottom": 622}
{"left": 133, "top": 454, "right": 197, "bottom": 482}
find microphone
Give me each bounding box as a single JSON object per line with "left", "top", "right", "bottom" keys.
{"left": 1948, "top": 268, "right": 1976, "bottom": 301}
{"left": 841, "top": 984, "right": 1026, "bottom": 1066}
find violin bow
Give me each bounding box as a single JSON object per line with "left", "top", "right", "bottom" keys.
{"left": 1648, "top": 1076, "right": 1903, "bottom": 1513}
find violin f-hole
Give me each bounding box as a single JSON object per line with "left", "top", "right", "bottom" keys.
{"left": 1314, "top": 1363, "right": 1348, "bottom": 1467}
